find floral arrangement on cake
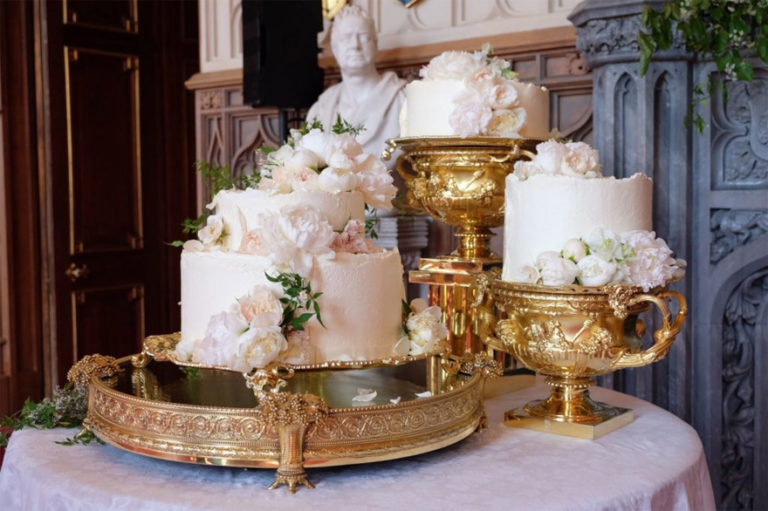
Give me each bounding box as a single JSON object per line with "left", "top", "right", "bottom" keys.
{"left": 176, "top": 117, "right": 396, "bottom": 246}
{"left": 421, "top": 45, "right": 529, "bottom": 138}
{"left": 509, "top": 228, "right": 687, "bottom": 292}
{"left": 258, "top": 117, "right": 396, "bottom": 209}
{"left": 513, "top": 139, "right": 601, "bottom": 179}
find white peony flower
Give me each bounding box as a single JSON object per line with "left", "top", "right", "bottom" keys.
{"left": 192, "top": 311, "right": 248, "bottom": 368}
{"left": 287, "top": 166, "right": 320, "bottom": 191}
{"left": 449, "top": 99, "right": 493, "bottom": 137}
{"left": 619, "top": 230, "right": 677, "bottom": 291}
{"left": 318, "top": 166, "right": 359, "bottom": 193}
{"left": 508, "top": 264, "right": 540, "bottom": 284}
{"left": 258, "top": 167, "right": 294, "bottom": 194}
{"left": 487, "top": 81, "right": 519, "bottom": 110}
{"left": 296, "top": 129, "right": 333, "bottom": 164}
{"left": 536, "top": 251, "right": 579, "bottom": 286}
{"left": 406, "top": 304, "right": 448, "bottom": 355}
{"left": 198, "top": 215, "right": 224, "bottom": 245}
{"left": 486, "top": 108, "right": 527, "bottom": 137}
{"left": 285, "top": 148, "right": 323, "bottom": 171}
{"left": 234, "top": 325, "right": 288, "bottom": 371}
{"left": 237, "top": 286, "right": 283, "bottom": 329}
{"left": 576, "top": 255, "right": 617, "bottom": 286}
{"left": 356, "top": 166, "right": 397, "bottom": 210}
{"left": 532, "top": 140, "right": 569, "bottom": 175}
{"left": 562, "top": 238, "right": 588, "bottom": 262}
{"left": 420, "top": 51, "right": 485, "bottom": 80}
{"left": 585, "top": 228, "right": 624, "bottom": 262}
{"left": 562, "top": 142, "right": 601, "bottom": 177}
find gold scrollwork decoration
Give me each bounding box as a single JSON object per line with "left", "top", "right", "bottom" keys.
{"left": 67, "top": 354, "right": 120, "bottom": 390}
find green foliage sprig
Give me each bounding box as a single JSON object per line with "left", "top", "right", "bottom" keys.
{"left": 266, "top": 272, "right": 324, "bottom": 331}
{"left": 0, "top": 383, "right": 101, "bottom": 447}
{"left": 364, "top": 205, "right": 379, "bottom": 239}
{"left": 331, "top": 114, "right": 366, "bottom": 136}
{"left": 639, "top": 0, "right": 768, "bottom": 131}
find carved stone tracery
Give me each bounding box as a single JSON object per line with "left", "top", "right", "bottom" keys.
{"left": 710, "top": 209, "right": 768, "bottom": 264}
{"left": 721, "top": 269, "right": 768, "bottom": 511}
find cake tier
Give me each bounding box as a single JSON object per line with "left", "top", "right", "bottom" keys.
{"left": 502, "top": 173, "right": 653, "bottom": 280}
{"left": 180, "top": 249, "right": 406, "bottom": 365}
{"left": 212, "top": 189, "right": 365, "bottom": 251}
{"left": 399, "top": 78, "right": 549, "bottom": 139}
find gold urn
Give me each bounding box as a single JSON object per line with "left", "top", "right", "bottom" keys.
{"left": 485, "top": 279, "right": 687, "bottom": 438}
{"left": 383, "top": 136, "right": 537, "bottom": 262}
{"left": 382, "top": 137, "right": 538, "bottom": 359}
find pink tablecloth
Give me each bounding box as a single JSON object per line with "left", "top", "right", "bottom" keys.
{"left": 0, "top": 379, "right": 715, "bottom": 510}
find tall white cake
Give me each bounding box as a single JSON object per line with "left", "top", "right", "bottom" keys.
{"left": 502, "top": 173, "right": 653, "bottom": 280}
{"left": 399, "top": 49, "right": 549, "bottom": 139}
{"left": 501, "top": 140, "right": 684, "bottom": 291}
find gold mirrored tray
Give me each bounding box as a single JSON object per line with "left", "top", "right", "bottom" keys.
{"left": 83, "top": 352, "right": 500, "bottom": 492}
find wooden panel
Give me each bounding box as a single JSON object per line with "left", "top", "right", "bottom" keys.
{"left": 65, "top": 48, "right": 142, "bottom": 254}
{"left": 63, "top": 0, "right": 137, "bottom": 33}
{"left": 72, "top": 285, "right": 144, "bottom": 361}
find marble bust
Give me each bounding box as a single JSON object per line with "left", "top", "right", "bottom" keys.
{"left": 306, "top": 5, "right": 405, "bottom": 157}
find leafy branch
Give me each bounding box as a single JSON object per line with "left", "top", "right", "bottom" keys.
{"left": 639, "top": 0, "right": 768, "bottom": 131}
{"left": 265, "top": 272, "right": 324, "bottom": 331}
{"left": 0, "top": 383, "right": 100, "bottom": 447}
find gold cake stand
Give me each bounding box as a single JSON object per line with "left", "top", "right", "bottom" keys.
{"left": 77, "top": 335, "right": 501, "bottom": 493}
{"left": 383, "top": 136, "right": 538, "bottom": 361}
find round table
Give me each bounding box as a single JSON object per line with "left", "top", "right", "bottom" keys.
{"left": 0, "top": 378, "right": 715, "bottom": 510}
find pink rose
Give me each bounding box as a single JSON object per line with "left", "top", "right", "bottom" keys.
{"left": 237, "top": 286, "right": 283, "bottom": 328}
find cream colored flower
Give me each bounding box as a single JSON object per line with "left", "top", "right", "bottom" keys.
{"left": 234, "top": 325, "right": 288, "bottom": 371}
{"left": 420, "top": 50, "right": 485, "bottom": 80}
{"left": 318, "top": 166, "right": 359, "bottom": 192}
{"left": 562, "top": 238, "right": 588, "bottom": 262}
{"left": 448, "top": 99, "right": 493, "bottom": 137}
{"left": 486, "top": 108, "right": 527, "bottom": 137}
{"left": 508, "top": 264, "right": 540, "bottom": 284}
{"left": 182, "top": 239, "right": 204, "bottom": 252}
{"left": 562, "top": 142, "right": 601, "bottom": 177}
{"left": 198, "top": 215, "right": 224, "bottom": 245}
{"left": 536, "top": 251, "right": 578, "bottom": 286}
{"left": 406, "top": 304, "right": 448, "bottom": 355}
{"left": 237, "top": 286, "right": 283, "bottom": 329}
{"left": 576, "top": 255, "right": 617, "bottom": 286}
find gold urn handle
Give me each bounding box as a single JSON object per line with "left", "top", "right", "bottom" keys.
{"left": 612, "top": 289, "right": 688, "bottom": 369}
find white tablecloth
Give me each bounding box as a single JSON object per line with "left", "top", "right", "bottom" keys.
{"left": 0, "top": 379, "right": 715, "bottom": 511}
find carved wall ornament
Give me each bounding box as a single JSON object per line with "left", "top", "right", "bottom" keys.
{"left": 721, "top": 269, "right": 768, "bottom": 510}
{"left": 710, "top": 209, "right": 768, "bottom": 264}
{"left": 713, "top": 70, "right": 768, "bottom": 189}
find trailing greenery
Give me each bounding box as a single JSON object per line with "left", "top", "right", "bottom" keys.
{"left": 364, "top": 205, "right": 379, "bottom": 239}
{"left": 0, "top": 383, "right": 100, "bottom": 447}
{"left": 639, "top": 0, "right": 768, "bottom": 131}
{"left": 266, "top": 272, "right": 324, "bottom": 331}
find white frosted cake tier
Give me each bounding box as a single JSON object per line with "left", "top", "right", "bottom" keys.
{"left": 502, "top": 173, "right": 653, "bottom": 280}
{"left": 211, "top": 189, "right": 365, "bottom": 251}
{"left": 399, "top": 78, "right": 549, "bottom": 139}
{"left": 180, "top": 249, "right": 406, "bottom": 365}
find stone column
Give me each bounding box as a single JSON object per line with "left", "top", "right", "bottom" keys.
{"left": 571, "top": 2, "right": 768, "bottom": 509}
{"left": 569, "top": 0, "right": 692, "bottom": 418}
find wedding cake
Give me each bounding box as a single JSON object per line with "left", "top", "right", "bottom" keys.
{"left": 175, "top": 123, "right": 447, "bottom": 371}
{"left": 399, "top": 46, "right": 549, "bottom": 139}
{"left": 502, "top": 140, "right": 685, "bottom": 291}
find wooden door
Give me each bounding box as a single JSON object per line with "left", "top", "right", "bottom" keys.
{"left": 41, "top": 0, "right": 198, "bottom": 383}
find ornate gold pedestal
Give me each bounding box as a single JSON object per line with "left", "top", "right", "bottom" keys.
{"left": 486, "top": 280, "right": 687, "bottom": 438}
{"left": 78, "top": 335, "right": 501, "bottom": 492}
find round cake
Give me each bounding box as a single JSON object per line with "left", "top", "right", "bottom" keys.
{"left": 174, "top": 125, "right": 447, "bottom": 371}
{"left": 501, "top": 140, "right": 684, "bottom": 291}
{"left": 399, "top": 48, "right": 549, "bottom": 139}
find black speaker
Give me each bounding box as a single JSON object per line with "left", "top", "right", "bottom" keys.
{"left": 242, "top": 0, "right": 324, "bottom": 109}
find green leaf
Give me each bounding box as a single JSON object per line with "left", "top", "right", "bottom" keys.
{"left": 259, "top": 146, "right": 276, "bottom": 154}
{"left": 734, "top": 60, "right": 754, "bottom": 82}
{"left": 167, "top": 240, "right": 185, "bottom": 247}
{"left": 757, "top": 36, "right": 768, "bottom": 64}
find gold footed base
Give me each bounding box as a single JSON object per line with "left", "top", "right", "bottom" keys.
{"left": 504, "top": 405, "right": 634, "bottom": 440}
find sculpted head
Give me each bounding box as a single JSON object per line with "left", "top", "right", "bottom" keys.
{"left": 330, "top": 5, "right": 377, "bottom": 75}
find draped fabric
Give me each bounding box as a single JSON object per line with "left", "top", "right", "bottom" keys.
{"left": 0, "top": 381, "right": 714, "bottom": 510}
